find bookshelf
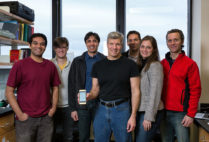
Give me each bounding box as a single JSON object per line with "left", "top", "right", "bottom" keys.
{"left": 0, "top": 9, "right": 33, "bottom": 25}
{"left": 0, "top": 9, "right": 33, "bottom": 68}
{"left": 0, "top": 36, "right": 29, "bottom": 46}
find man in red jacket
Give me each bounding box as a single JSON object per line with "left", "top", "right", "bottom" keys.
{"left": 161, "top": 29, "right": 201, "bottom": 142}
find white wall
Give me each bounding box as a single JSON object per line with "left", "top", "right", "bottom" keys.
{"left": 192, "top": 0, "right": 209, "bottom": 104}
{"left": 192, "top": 0, "right": 201, "bottom": 68}
{"left": 191, "top": 1, "right": 209, "bottom": 141}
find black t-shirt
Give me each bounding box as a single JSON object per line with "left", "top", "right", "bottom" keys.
{"left": 91, "top": 56, "right": 139, "bottom": 101}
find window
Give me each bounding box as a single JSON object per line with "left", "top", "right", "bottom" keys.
{"left": 19, "top": 0, "right": 52, "bottom": 59}
{"left": 126, "top": 0, "right": 188, "bottom": 59}
{"left": 62, "top": 0, "right": 116, "bottom": 59}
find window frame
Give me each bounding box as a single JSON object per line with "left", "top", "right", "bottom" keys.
{"left": 52, "top": 0, "right": 192, "bottom": 57}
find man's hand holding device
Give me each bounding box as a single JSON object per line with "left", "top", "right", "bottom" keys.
{"left": 78, "top": 89, "right": 86, "bottom": 105}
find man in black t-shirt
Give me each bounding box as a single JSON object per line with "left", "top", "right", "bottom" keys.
{"left": 122, "top": 30, "right": 141, "bottom": 62}
{"left": 86, "top": 31, "right": 140, "bottom": 142}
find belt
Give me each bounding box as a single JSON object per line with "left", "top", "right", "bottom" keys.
{"left": 100, "top": 99, "right": 129, "bottom": 108}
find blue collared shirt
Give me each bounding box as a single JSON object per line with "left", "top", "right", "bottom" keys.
{"left": 85, "top": 52, "right": 101, "bottom": 93}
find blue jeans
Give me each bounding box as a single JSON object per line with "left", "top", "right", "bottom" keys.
{"left": 78, "top": 100, "right": 97, "bottom": 142}
{"left": 93, "top": 99, "right": 132, "bottom": 142}
{"left": 135, "top": 110, "right": 163, "bottom": 142}
{"left": 160, "top": 110, "right": 190, "bottom": 142}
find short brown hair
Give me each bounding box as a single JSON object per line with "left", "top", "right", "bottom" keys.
{"left": 166, "top": 29, "right": 184, "bottom": 47}
{"left": 53, "top": 37, "right": 69, "bottom": 48}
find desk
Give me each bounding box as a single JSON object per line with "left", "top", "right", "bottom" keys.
{"left": 0, "top": 107, "right": 15, "bottom": 142}
{"left": 195, "top": 119, "right": 209, "bottom": 142}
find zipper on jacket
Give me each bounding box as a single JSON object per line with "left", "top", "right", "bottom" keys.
{"left": 166, "top": 62, "right": 173, "bottom": 96}
{"left": 181, "top": 90, "right": 185, "bottom": 105}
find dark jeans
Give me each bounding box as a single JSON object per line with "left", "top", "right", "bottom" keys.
{"left": 15, "top": 115, "right": 53, "bottom": 142}
{"left": 135, "top": 110, "right": 163, "bottom": 142}
{"left": 53, "top": 107, "right": 74, "bottom": 142}
{"left": 78, "top": 100, "right": 97, "bottom": 142}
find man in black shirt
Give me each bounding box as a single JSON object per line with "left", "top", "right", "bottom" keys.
{"left": 87, "top": 31, "right": 140, "bottom": 142}
{"left": 122, "top": 30, "right": 141, "bottom": 62}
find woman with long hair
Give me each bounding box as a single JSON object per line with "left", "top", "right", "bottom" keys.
{"left": 135, "top": 35, "right": 164, "bottom": 142}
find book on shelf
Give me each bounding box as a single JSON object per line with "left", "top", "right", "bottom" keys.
{"left": 0, "top": 6, "right": 10, "bottom": 12}
{"left": 0, "top": 20, "right": 19, "bottom": 39}
{"left": 31, "top": 26, "right": 34, "bottom": 34}
{"left": 23, "top": 24, "right": 28, "bottom": 41}
{"left": 18, "top": 23, "right": 34, "bottom": 42}
{"left": 10, "top": 49, "right": 20, "bottom": 63}
{"left": 0, "top": 20, "right": 34, "bottom": 41}
{"left": 10, "top": 48, "right": 31, "bottom": 63}
{"left": 21, "top": 48, "right": 31, "bottom": 58}
{"left": 18, "top": 23, "right": 22, "bottom": 40}
{"left": 20, "top": 23, "right": 24, "bottom": 41}
{"left": 28, "top": 25, "right": 34, "bottom": 41}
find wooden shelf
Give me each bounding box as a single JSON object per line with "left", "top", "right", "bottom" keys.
{"left": 0, "top": 65, "right": 12, "bottom": 69}
{"left": 0, "top": 36, "right": 29, "bottom": 46}
{"left": 0, "top": 9, "right": 34, "bottom": 25}
{"left": 0, "top": 62, "right": 13, "bottom": 69}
